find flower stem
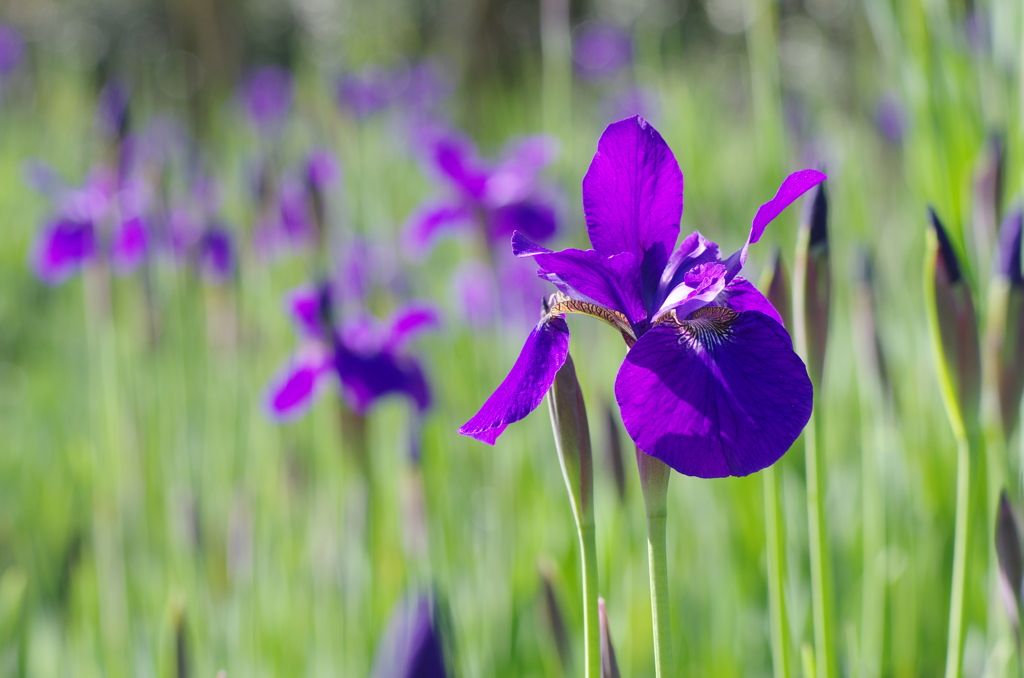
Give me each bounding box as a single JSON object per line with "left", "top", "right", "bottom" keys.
{"left": 637, "top": 449, "right": 673, "bottom": 677}
{"left": 579, "top": 524, "right": 600, "bottom": 678}
{"left": 944, "top": 434, "right": 971, "bottom": 678}
{"left": 804, "top": 407, "right": 835, "bottom": 678}
{"left": 764, "top": 465, "right": 791, "bottom": 678}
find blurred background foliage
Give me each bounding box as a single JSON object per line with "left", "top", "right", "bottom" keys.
{"left": 0, "top": 0, "right": 1021, "bottom": 676}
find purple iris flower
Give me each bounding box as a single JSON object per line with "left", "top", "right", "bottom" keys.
{"left": 573, "top": 22, "right": 633, "bottom": 81}
{"left": 167, "top": 174, "right": 237, "bottom": 284}
{"left": 404, "top": 127, "right": 559, "bottom": 256}
{"left": 239, "top": 66, "right": 294, "bottom": 130}
{"left": 369, "top": 594, "right": 448, "bottom": 678}
{"left": 336, "top": 65, "right": 399, "bottom": 119}
{"left": 254, "top": 149, "right": 340, "bottom": 256}
{"left": 265, "top": 283, "right": 437, "bottom": 422}
{"left": 460, "top": 116, "right": 825, "bottom": 478}
{"left": 0, "top": 23, "right": 24, "bottom": 76}
{"left": 874, "top": 94, "right": 906, "bottom": 146}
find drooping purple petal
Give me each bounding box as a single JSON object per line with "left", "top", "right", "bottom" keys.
{"left": 403, "top": 200, "right": 474, "bottom": 256}
{"left": 335, "top": 342, "right": 431, "bottom": 414}
{"left": 386, "top": 304, "right": 440, "bottom": 351}
{"left": 264, "top": 348, "right": 331, "bottom": 421}
{"left": 459, "top": 316, "right": 571, "bottom": 444}
{"left": 713, "top": 277, "right": 785, "bottom": 326}
{"left": 111, "top": 216, "right": 148, "bottom": 274}
{"left": 582, "top": 116, "right": 682, "bottom": 264}
{"left": 723, "top": 169, "right": 827, "bottom": 278}
{"left": 513, "top": 232, "right": 646, "bottom": 326}
{"left": 615, "top": 307, "right": 812, "bottom": 478}
{"left": 31, "top": 217, "right": 96, "bottom": 284}
{"left": 490, "top": 200, "right": 557, "bottom": 243}
{"left": 241, "top": 66, "right": 294, "bottom": 130}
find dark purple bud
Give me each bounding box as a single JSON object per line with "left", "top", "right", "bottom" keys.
{"left": 993, "top": 207, "right": 1024, "bottom": 439}
{"left": 973, "top": 133, "right": 1004, "bottom": 270}
{"left": 598, "top": 598, "right": 621, "bottom": 678}
{"left": 196, "top": 225, "right": 234, "bottom": 283}
{"left": 175, "top": 607, "right": 191, "bottom": 678}
{"left": 539, "top": 566, "right": 570, "bottom": 671}
{"left": 0, "top": 23, "right": 24, "bottom": 76}
{"left": 573, "top": 22, "right": 633, "bottom": 80}
{"left": 996, "top": 491, "right": 1023, "bottom": 637}
{"left": 603, "top": 404, "right": 627, "bottom": 504}
{"left": 926, "top": 207, "right": 981, "bottom": 427}
{"left": 97, "top": 80, "right": 131, "bottom": 142}
{"left": 794, "top": 180, "right": 830, "bottom": 385}
{"left": 240, "top": 66, "right": 294, "bottom": 130}
{"left": 370, "top": 594, "right": 449, "bottom": 678}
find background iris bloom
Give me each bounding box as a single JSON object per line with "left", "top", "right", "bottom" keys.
{"left": 460, "top": 116, "right": 825, "bottom": 478}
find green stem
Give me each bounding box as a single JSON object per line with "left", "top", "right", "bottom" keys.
{"left": 804, "top": 408, "right": 835, "bottom": 678}
{"left": 764, "top": 465, "right": 791, "bottom": 678}
{"left": 944, "top": 435, "right": 971, "bottom": 678}
{"left": 579, "top": 524, "right": 600, "bottom": 678}
{"left": 638, "top": 450, "right": 673, "bottom": 677}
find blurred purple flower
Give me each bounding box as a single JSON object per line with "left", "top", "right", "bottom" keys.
{"left": 601, "top": 84, "right": 660, "bottom": 125}
{"left": 96, "top": 80, "right": 131, "bottom": 141}
{"left": 874, "top": 94, "right": 906, "bottom": 146}
{"left": 573, "top": 22, "right": 633, "bottom": 81}
{"left": 167, "top": 173, "right": 237, "bottom": 284}
{"left": 460, "top": 116, "right": 823, "bottom": 478}
{"left": 0, "top": 23, "right": 24, "bottom": 76}
{"left": 254, "top": 149, "right": 340, "bottom": 257}
{"left": 337, "top": 65, "right": 398, "bottom": 119}
{"left": 240, "top": 66, "right": 294, "bottom": 130}
{"left": 306, "top": 147, "right": 340, "bottom": 190}
{"left": 265, "top": 283, "right": 437, "bottom": 421}
{"left": 31, "top": 217, "right": 96, "bottom": 284}
{"left": 369, "top": 594, "right": 448, "bottom": 678}
{"left": 404, "top": 127, "right": 559, "bottom": 256}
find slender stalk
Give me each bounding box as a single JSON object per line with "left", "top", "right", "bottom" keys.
{"left": 803, "top": 408, "right": 834, "bottom": 678}
{"left": 763, "top": 465, "right": 791, "bottom": 678}
{"left": 945, "top": 435, "right": 971, "bottom": 678}
{"left": 579, "top": 524, "right": 600, "bottom": 678}
{"left": 637, "top": 449, "right": 672, "bottom": 677}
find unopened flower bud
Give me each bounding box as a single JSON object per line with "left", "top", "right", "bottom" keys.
{"left": 925, "top": 207, "right": 981, "bottom": 435}
{"left": 599, "top": 598, "right": 621, "bottom": 678}
{"left": 759, "top": 246, "right": 792, "bottom": 330}
{"left": 853, "top": 249, "right": 890, "bottom": 399}
{"left": 996, "top": 491, "right": 1023, "bottom": 638}
{"left": 793, "top": 179, "right": 830, "bottom": 385}
{"left": 539, "top": 564, "right": 571, "bottom": 670}
{"left": 603, "top": 404, "right": 627, "bottom": 504}
{"left": 990, "top": 207, "right": 1024, "bottom": 439}
{"left": 370, "top": 593, "right": 449, "bottom": 678}
{"left": 548, "top": 352, "right": 594, "bottom": 528}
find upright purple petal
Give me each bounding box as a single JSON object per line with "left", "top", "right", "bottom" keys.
{"left": 459, "top": 316, "right": 571, "bottom": 444}
{"left": 513, "top": 232, "right": 646, "bottom": 326}
{"left": 286, "top": 285, "right": 326, "bottom": 340}
{"left": 264, "top": 349, "right": 331, "bottom": 421}
{"left": 31, "top": 217, "right": 96, "bottom": 284}
{"left": 713, "top": 277, "right": 784, "bottom": 326}
{"left": 582, "top": 116, "right": 682, "bottom": 263}
{"left": 111, "top": 216, "right": 148, "bottom": 274}
{"left": 615, "top": 307, "right": 812, "bottom": 477}
{"left": 723, "top": 169, "right": 827, "bottom": 278}
{"left": 196, "top": 226, "right": 234, "bottom": 283}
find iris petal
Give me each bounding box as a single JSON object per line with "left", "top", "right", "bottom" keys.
{"left": 335, "top": 343, "right": 431, "bottom": 415}
{"left": 31, "top": 217, "right": 96, "bottom": 285}
{"left": 264, "top": 351, "right": 330, "bottom": 421}
{"left": 385, "top": 304, "right": 440, "bottom": 351}
{"left": 615, "top": 307, "right": 812, "bottom": 478}
{"left": 714, "top": 277, "right": 784, "bottom": 326}
{"left": 513, "top": 232, "right": 646, "bottom": 326}
{"left": 582, "top": 116, "right": 683, "bottom": 262}
{"left": 403, "top": 200, "right": 474, "bottom": 257}
{"left": 459, "top": 316, "right": 571, "bottom": 444}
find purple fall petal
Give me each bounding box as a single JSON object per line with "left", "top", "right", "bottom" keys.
{"left": 386, "top": 304, "right": 440, "bottom": 351}
{"left": 430, "top": 132, "right": 489, "bottom": 200}
{"left": 513, "top": 232, "right": 646, "bottom": 325}
{"left": 31, "top": 217, "right": 96, "bottom": 284}
{"left": 287, "top": 286, "right": 325, "bottom": 340}
{"left": 615, "top": 308, "right": 812, "bottom": 477}
{"left": 264, "top": 349, "right": 330, "bottom": 421}
{"left": 111, "top": 216, "right": 148, "bottom": 274}
{"left": 335, "top": 342, "right": 431, "bottom": 414}
{"left": 582, "top": 116, "right": 683, "bottom": 263}
{"left": 723, "top": 169, "right": 827, "bottom": 278}
{"left": 459, "top": 316, "right": 571, "bottom": 444}
{"left": 714, "top": 277, "right": 785, "bottom": 326}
